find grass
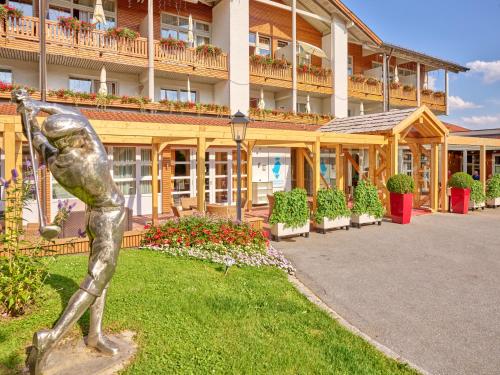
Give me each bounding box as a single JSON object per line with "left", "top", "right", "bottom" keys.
{"left": 0, "top": 250, "right": 418, "bottom": 374}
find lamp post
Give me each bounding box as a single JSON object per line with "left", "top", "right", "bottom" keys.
{"left": 230, "top": 111, "right": 249, "bottom": 222}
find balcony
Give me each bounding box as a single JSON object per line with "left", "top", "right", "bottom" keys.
{"left": 249, "top": 58, "right": 332, "bottom": 95}
{"left": 0, "top": 16, "right": 228, "bottom": 79}
{"left": 348, "top": 76, "right": 446, "bottom": 113}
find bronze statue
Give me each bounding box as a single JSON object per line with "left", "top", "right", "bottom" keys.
{"left": 12, "top": 90, "right": 126, "bottom": 375}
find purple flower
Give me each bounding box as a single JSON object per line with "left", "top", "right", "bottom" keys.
{"left": 77, "top": 228, "right": 87, "bottom": 238}
{"left": 25, "top": 159, "right": 32, "bottom": 168}
{"left": 11, "top": 169, "right": 18, "bottom": 181}
{"left": 3, "top": 179, "right": 10, "bottom": 188}
{"left": 70, "top": 202, "right": 77, "bottom": 209}
{"left": 57, "top": 200, "right": 63, "bottom": 209}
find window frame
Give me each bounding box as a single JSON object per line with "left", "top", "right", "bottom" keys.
{"left": 160, "top": 12, "right": 211, "bottom": 46}
{"left": 160, "top": 87, "right": 197, "bottom": 103}
{"left": 0, "top": 68, "right": 13, "bottom": 84}
{"left": 47, "top": 0, "right": 116, "bottom": 29}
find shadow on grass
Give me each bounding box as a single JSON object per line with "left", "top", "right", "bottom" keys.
{"left": 45, "top": 273, "right": 90, "bottom": 334}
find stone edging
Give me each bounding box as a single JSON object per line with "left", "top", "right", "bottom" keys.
{"left": 288, "top": 275, "right": 432, "bottom": 375}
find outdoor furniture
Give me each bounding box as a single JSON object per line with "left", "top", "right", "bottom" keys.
{"left": 172, "top": 206, "right": 195, "bottom": 218}
{"left": 180, "top": 196, "right": 198, "bottom": 211}
{"left": 244, "top": 216, "right": 264, "bottom": 230}
{"left": 206, "top": 204, "right": 240, "bottom": 220}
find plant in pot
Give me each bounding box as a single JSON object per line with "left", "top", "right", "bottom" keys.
{"left": 486, "top": 174, "right": 500, "bottom": 208}
{"left": 386, "top": 174, "right": 415, "bottom": 224}
{"left": 314, "top": 188, "right": 351, "bottom": 234}
{"left": 351, "top": 180, "right": 384, "bottom": 228}
{"left": 269, "top": 188, "right": 310, "bottom": 241}
{"left": 469, "top": 180, "right": 486, "bottom": 211}
{"left": 448, "top": 172, "right": 474, "bottom": 214}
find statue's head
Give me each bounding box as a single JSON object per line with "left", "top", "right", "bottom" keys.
{"left": 11, "top": 88, "right": 30, "bottom": 104}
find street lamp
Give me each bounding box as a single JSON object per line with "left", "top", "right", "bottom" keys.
{"left": 230, "top": 110, "right": 249, "bottom": 222}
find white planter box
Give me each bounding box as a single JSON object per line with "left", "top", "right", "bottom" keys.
{"left": 270, "top": 222, "right": 310, "bottom": 241}
{"left": 351, "top": 213, "right": 382, "bottom": 228}
{"left": 486, "top": 197, "right": 500, "bottom": 208}
{"left": 469, "top": 201, "right": 485, "bottom": 210}
{"left": 316, "top": 216, "right": 351, "bottom": 233}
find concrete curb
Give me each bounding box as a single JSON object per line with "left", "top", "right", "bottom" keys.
{"left": 288, "top": 275, "right": 432, "bottom": 375}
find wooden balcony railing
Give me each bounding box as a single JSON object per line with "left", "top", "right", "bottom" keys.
{"left": 249, "top": 62, "right": 332, "bottom": 91}
{"left": 154, "top": 43, "right": 228, "bottom": 71}
{"left": 1, "top": 16, "right": 148, "bottom": 58}
{"left": 348, "top": 77, "right": 383, "bottom": 98}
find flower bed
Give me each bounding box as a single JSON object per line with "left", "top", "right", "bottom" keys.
{"left": 141, "top": 216, "right": 295, "bottom": 274}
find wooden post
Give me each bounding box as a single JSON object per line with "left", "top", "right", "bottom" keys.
{"left": 197, "top": 137, "right": 206, "bottom": 211}
{"left": 390, "top": 134, "right": 400, "bottom": 176}
{"left": 411, "top": 146, "right": 421, "bottom": 206}
{"left": 151, "top": 143, "right": 159, "bottom": 224}
{"left": 335, "top": 144, "right": 344, "bottom": 191}
{"left": 368, "top": 145, "right": 376, "bottom": 184}
{"left": 480, "top": 145, "right": 486, "bottom": 190}
{"left": 313, "top": 139, "right": 321, "bottom": 206}
{"left": 246, "top": 141, "right": 254, "bottom": 211}
{"left": 440, "top": 137, "right": 448, "bottom": 212}
{"left": 430, "top": 143, "right": 439, "bottom": 211}
{"left": 296, "top": 148, "right": 304, "bottom": 189}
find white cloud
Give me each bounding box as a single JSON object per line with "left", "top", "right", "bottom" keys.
{"left": 448, "top": 96, "right": 482, "bottom": 110}
{"left": 466, "top": 60, "right": 500, "bottom": 83}
{"left": 461, "top": 114, "right": 500, "bottom": 128}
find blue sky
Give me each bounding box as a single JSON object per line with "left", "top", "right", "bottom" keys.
{"left": 342, "top": 0, "right": 500, "bottom": 129}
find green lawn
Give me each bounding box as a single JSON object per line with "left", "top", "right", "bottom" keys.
{"left": 0, "top": 250, "right": 418, "bottom": 374}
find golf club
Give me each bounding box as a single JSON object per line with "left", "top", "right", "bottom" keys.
{"left": 21, "top": 109, "right": 61, "bottom": 240}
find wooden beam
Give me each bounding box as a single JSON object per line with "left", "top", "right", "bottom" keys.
{"left": 296, "top": 149, "right": 305, "bottom": 188}
{"left": 368, "top": 145, "right": 376, "bottom": 184}
{"left": 440, "top": 137, "right": 448, "bottom": 212}
{"left": 197, "top": 137, "right": 206, "bottom": 211}
{"left": 430, "top": 143, "right": 439, "bottom": 211}
{"left": 480, "top": 145, "right": 487, "bottom": 190}
{"left": 448, "top": 135, "right": 500, "bottom": 147}
{"left": 344, "top": 150, "right": 360, "bottom": 173}
{"left": 246, "top": 141, "right": 255, "bottom": 211}
{"left": 313, "top": 139, "right": 321, "bottom": 207}
{"left": 151, "top": 143, "right": 159, "bottom": 224}
{"left": 335, "top": 144, "right": 344, "bottom": 191}
{"left": 389, "top": 134, "right": 400, "bottom": 176}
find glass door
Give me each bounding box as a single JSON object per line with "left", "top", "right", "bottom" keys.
{"left": 206, "top": 149, "right": 232, "bottom": 205}
{"left": 172, "top": 149, "right": 195, "bottom": 206}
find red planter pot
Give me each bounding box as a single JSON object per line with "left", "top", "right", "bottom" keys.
{"left": 450, "top": 187, "right": 470, "bottom": 214}
{"left": 390, "top": 192, "right": 413, "bottom": 224}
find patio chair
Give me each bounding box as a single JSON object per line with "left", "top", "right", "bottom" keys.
{"left": 180, "top": 196, "right": 198, "bottom": 211}
{"left": 172, "top": 206, "right": 195, "bottom": 218}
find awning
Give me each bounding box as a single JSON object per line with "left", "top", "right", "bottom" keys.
{"left": 276, "top": 41, "right": 328, "bottom": 62}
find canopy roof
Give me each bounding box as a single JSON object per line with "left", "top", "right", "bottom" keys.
{"left": 319, "top": 106, "right": 450, "bottom": 138}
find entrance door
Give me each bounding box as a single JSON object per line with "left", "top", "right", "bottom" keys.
{"left": 207, "top": 150, "right": 232, "bottom": 204}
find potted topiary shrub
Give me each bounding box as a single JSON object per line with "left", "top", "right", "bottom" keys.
{"left": 269, "top": 188, "right": 310, "bottom": 241}
{"left": 386, "top": 174, "right": 415, "bottom": 224}
{"left": 486, "top": 174, "right": 500, "bottom": 208}
{"left": 351, "top": 180, "right": 384, "bottom": 228}
{"left": 448, "top": 172, "right": 474, "bottom": 214}
{"left": 469, "top": 180, "right": 486, "bottom": 211}
{"left": 314, "top": 188, "right": 351, "bottom": 234}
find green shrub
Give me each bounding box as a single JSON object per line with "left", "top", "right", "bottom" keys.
{"left": 486, "top": 174, "right": 500, "bottom": 199}
{"left": 470, "top": 180, "right": 486, "bottom": 204}
{"left": 448, "top": 172, "right": 474, "bottom": 189}
{"left": 352, "top": 180, "right": 385, "bottom": 219}
{"left": 386, "top": 174, "right": 415, "bottom": 194}
{"left": 314, "top": 188, "right": 350, "bottom": 223}
{"left": 269, "top": 188, "right": 309, "bottom": 228}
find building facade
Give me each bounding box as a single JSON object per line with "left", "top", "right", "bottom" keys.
{"left": 0, "top": 0, "right": 497, "bottom": 229}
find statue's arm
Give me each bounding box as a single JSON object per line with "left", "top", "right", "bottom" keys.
{"left": 21, "top": 111, "right": 59, "bottom": 162}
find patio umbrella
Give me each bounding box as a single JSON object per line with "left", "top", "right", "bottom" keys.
{"left": 359, "top": 101, "right": 365, "bottom": 116}
{"left": 186, "top": 75, "right": 191, "bottom": 102}
{"left": 99, "top": 65, "right": 107, "bottom": 95}
{"left": 305, "top": 95, "right": 311, "bottom": 114}
{"left": 257, "top": 87, "right": 265, "bottom": 110}
{"left": 394, "top": 65, "right": 399, "bottom": 83}
{"left": 297, "top": 41, "right": 328, "bottom": 59}
{"left": 188, "top": 14, "right": 194, "bottom": 47}
{"left": 254, "top": 31, "right": 260, "bottom": 55}
{"left": 423, "top": 72, "right": 429, "bottom": 89}
{"left": 93, "top": 0, "right": 106, "bottom": 25}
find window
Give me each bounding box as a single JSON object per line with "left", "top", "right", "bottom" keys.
{"left": 161, "top": 13, "right": 211, "bottom": 46}
{"left": 348, "top": 55, "right": 353, "bottom": 76}
{"left": 277, "top": 40, "right": 289, "bottom": 49}
{"left": 249, "top": 32, "right": 271, "bottom": 56}
{"left": 297, "top": 102, "right": 307, "bottom": 113}
{"left": 69, "top": 77, "right": 92, "bottom": 93}
{"left": 494, "top": 154, "right": 500, "bottom": 175}
{"left": 160, "top": 88, "right": 196, "bottom": 103}
{"left": 7, "top": 0, "right": 33, "bottom": 16}
{"left": 297, "top": 43, "right": 311, "bottom": 65}
{"left": 0, "top": 69, "right": 12, "bottom": 84}
{"left": 47, "top": 0, "right": 116, "bottom": 29}
{"left": 113, "top": 147, "right": 136, "bottom": 195}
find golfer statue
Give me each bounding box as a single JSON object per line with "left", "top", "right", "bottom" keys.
{"left": 12, "top": 89, "right": 126, "bottom": 375}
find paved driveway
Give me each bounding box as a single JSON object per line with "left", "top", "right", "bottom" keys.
{"left": 275, "top": 209, "right": 500, "bottom": 375}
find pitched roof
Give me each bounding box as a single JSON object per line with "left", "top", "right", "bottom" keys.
{"left": 0, "top": 103, "right": 321, "bottom": 132}
{"left": 319, "top": 108, "right": 417, "bottom": 134}
{"left": 442, "top": 122, "right": 469, "bottom": 133}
